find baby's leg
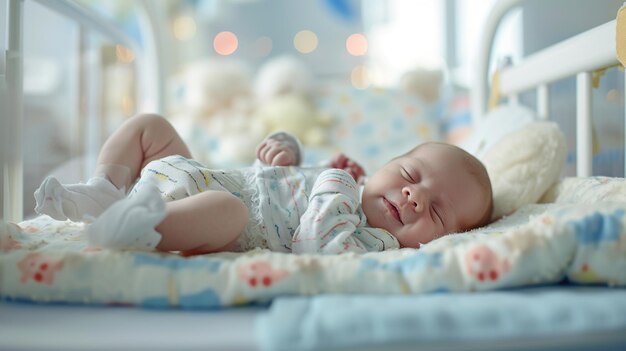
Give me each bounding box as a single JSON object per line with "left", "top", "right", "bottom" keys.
{"left": 35, "top": 114, "right": 192, "bottom": 222}
{"left": 95, "top": 113, "right": 192, "bottom": 190}
{"left": 157, "top": 190, "right": 249, "bottom": 255}
{"left": 87, "top": 185, "right": 249, "bottom": 254}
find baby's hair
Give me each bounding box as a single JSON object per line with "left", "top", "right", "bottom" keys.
{"left": 407, "top": 142, "right": 493, "bottom": 230}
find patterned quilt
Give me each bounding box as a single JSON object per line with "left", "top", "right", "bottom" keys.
{"left": 1, "top": 177, "right": 625, "bottom": 308}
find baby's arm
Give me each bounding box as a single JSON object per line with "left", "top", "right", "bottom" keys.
{"left": 254, "top": 132, "right": 366, "bottom": 184}
{"left": 255, "top": 131, "right": 303, "bottom": 166}
{"left": 292, "top": 169, "right": 397, "bottom": 254}
{"left": 327, "top": 153, "right": 366, "bottom": 183}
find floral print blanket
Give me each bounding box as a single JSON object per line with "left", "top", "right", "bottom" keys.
{"left": 1, "top": 177, "right": 625, "bottom": 308}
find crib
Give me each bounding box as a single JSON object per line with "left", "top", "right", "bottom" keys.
{"left": 2, "top": 0, "right": 626, "bottom": 350}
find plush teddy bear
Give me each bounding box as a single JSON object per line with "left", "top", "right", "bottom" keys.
{"left": 179, "top": 58, "right": 253, "bottom": 118}
{"left": 398, "top": 67, "right": 443, "bottom": 104}
{"left": 254, "top": 55, "right": 314, "bottom": 103}
{"left": 170, "top": 55, "right": 333, "bottom": 166}
{"left": 168, "top": 58, "right": 260, "bottom": 166}
{"left": 204, "top": 108, "right": 267, "bottom": 165}
{"left": 253, "top": 55, "right": 334, "bottom": 147}
{"left": 254, "top": 94, "right": 334, "bottom": 147}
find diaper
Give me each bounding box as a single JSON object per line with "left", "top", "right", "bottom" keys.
{"left": 131, "top": 155, "right": 268, "bottom": 251}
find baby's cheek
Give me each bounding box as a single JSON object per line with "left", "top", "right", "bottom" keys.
{"left": 416, "top": 222, "right": 440, "bottom": 246}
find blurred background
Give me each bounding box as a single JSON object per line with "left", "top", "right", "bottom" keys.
{"left": 1, "top": 0, "right": 624, "bottom": 218}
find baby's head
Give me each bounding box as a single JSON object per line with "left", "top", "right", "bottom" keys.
{"left": 362, "top": 142, "right": 492, "bottom": 248}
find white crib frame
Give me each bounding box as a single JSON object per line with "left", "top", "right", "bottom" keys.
{"left": 1, "top": 2, "right": 625, "bottom": 351}
{"left": 472, "top": 0, "right": 624, "bottom": 178}
{"left": 1, "top": 0, "right": 165, "bottom": 223}
{"left": 3, "top": 1, "right": 624, "bottom": 221}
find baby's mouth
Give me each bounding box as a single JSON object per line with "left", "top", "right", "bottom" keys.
{"left": 383, "top": 198, "right": 403, "bottom": 224}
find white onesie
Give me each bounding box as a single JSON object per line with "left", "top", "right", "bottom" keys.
{"left": 131, "top": 157, "right": 400, "bottom": 254}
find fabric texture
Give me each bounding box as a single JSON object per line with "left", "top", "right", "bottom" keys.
{"left": 33, "top": 176, "right": 125, "bottom": 222}
{"left": 257, "top": 288, "right": 626, "bottom": 351}
{"left": 129, "top": 155, "right": 393, "bottom": 254}
{"left": 541, "top": 176, "right": 626, "bottom": 204}
{"left": 482, "top": 120, "right": 567, "bottom": 220}
{"left": 86, "top": 183, "right": 165, "bottom": 251}
{"left": 291, "top": 169, "right": 399, "bottom": 254}
{"left": 130, "top": 155, "right": 267, "bottom": 251}
{"left": 313, "top": 85, "right": 442, "bottom": 173}
{"left": 460, "top": 104, "right": 567, "bottom": 221}
{"left": 2, "top": 177, "right": 626, "bottom": 308}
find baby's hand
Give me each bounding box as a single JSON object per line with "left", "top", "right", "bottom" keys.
{"left": 328, "top": 153, "right": 366, "bottom": 183}
{"left": 256, "top": 138, "right": 298, "bottom": 166}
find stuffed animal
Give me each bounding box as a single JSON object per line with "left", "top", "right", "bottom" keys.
{"left": 398, "top": 68, "right": 443, "bottom": 104}
{"left": 205, "top": 109, "right": 267, "bottom": 165}
{"left": 168, "top": 58, "right": 258, "bottom": 166}
{"left": 171, "top": 55, "right": 333, "bottom": 167}
{"left": 253, "top": 55, "right": 333, "bottom": 146}
{"left": 254, "top": 94, "right": 334, "bottom": 147}
{"left": 182, "top": 58, "right": 253, "bottom": 118}
{"left": 254, "top": 55, "right": 314, "bottom": 103}
{"left": 463, "top": 105, "right": 567, "bottom": 221}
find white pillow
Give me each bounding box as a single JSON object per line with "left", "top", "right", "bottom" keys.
{"left": 482, "top": 121, "right": 567, "bottom": 220}
{"left": 461, "top": 104, "right": 536, "bottom": 158}
{"left": 540, "top": 176, "right": 626, "bottom": 204}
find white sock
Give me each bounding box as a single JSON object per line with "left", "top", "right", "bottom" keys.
{"left": 86, "top": 183, "right": 165, "bottom": 251}
{"left": 34, "top": 176, "right": 125, "bottom": 222}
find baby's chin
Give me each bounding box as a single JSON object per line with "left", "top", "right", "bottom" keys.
{"left": 398, "top": 240, "right": 422, "bottom": 249}
{"left": 396, "top": 231, "right": 438, "bottom": 249}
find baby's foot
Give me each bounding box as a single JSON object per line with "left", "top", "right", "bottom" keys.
{"left": 86, "top": 183, "right": 165, "bottom": 251}
{"left": 34, "top": 176, "right": 125, "bottom": 222}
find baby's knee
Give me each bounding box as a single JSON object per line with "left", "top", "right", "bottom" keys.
{"left": 132, "top": 113, "right": 172, "bottom": 130}
{"left": 222, "top": 193, "right": 249, "bottom": 233}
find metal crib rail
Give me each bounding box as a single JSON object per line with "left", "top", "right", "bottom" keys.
{"left": 2, "top": 0, "right": 141, "bottom": 222}
{"left": 473, "top": 0, "right": 624, "bottom": 178}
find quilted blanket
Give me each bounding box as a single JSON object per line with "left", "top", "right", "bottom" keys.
{"left": 1, "top": 177, "right": 625, "bottom": 308}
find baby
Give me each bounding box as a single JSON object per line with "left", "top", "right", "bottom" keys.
{"left": 34, "top": 114, "right": 492, "bottom": 255}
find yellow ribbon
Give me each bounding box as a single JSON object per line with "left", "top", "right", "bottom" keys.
{"left": 591, "top": 63, "right": 622, "bottom": 88}
{"left": 488, "top": 69, "right": 501, "bottom": 111}
{"left": 617, "top": 4, "right": 626, "bottom": 67}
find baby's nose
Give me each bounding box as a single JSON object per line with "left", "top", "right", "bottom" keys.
{"left": 403, "top": 186, "right": 426, "bottom": 212}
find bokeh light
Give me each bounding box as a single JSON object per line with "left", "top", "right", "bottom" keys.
{"left": 255, "top": 36, "right": 273, "bottom": 57}
{"left": 115, "top": 45, "right": 135, "bottom": 63}
{"left": 346, "top": 33, "right": 368, "bottom": 56}
{"left": 214, "top": 31, "right": 239, "bottom": 56}
{"left": 121, "top": 96, "right": 134, "bottom": 116}
{"left": 172, "top": 15, "right": 196, "bottom": 41}
{"left": 606, "top": 89, "right": 620, "bottom": 102}
{"left": 294, "top": 30, "right": 318, "bottom": 54}
{"left": 351, "top": 65, "right": 370, "bottom": 89}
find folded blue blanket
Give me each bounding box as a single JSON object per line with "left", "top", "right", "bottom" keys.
{"left": 257, "top": 287, "right": 626, "bottom": 351}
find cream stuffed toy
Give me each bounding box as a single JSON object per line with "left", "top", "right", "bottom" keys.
{"left": 205, "top": 109, "right": 267, "bottom": 165}
{"left": 463, "top": 104, "right": 567, "bottom": 221}
{"left": 255, "top": 55, "right": 314, "bottom": 103}
{"left": 169, "top": 58, "right": 261, "bottom": 166}
{"left": 254, "top": 94, "right": 334, "bottom": 146}
{"left": 253, "top": 55, "right": 334, "bottom": 146}
{"left": 182, "top": 58, "right": 253, "bottom": 118}
{"left": 483, "top": 120, "right": 566, "bottom": 220}
{"left": 171, "top": 55, "right": 334, "bottom": 166}
{"left": 399, "top": 68, "right": 443, "bottom": 104}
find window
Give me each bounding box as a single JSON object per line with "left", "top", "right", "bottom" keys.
{"left": 454, "top": 0, "right": 523, "bottom": 87}
{"left": 363, "top": 0, "right": 444, "bottom": 86}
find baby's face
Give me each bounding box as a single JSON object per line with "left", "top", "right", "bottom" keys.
{"left": 362, "top": 143, "right": 489, "bottom": 248}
